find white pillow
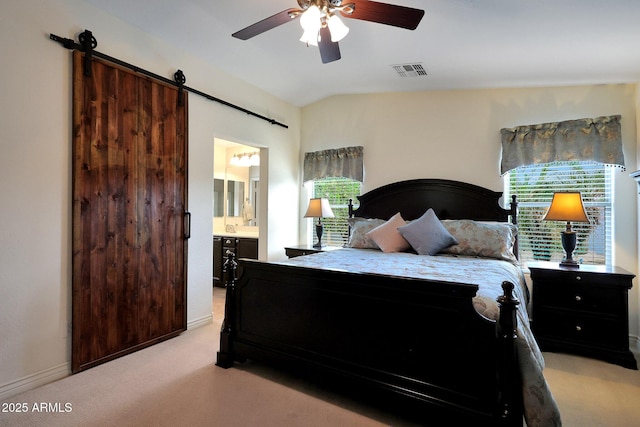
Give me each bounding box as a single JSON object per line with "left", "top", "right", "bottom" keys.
{"left": 366, "top": 212, "right": 410, "bottom": 253}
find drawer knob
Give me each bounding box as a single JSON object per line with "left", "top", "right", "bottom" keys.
{"left": 575, "top": 325, "right": 582, "bottom": 332}
{"left": 575, "top": 295, "right": 582, "bottom": 302}
{"left": 575, "top": 276, "right": 581, "bottom": 281}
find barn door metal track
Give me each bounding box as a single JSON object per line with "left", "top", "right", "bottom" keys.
{"left": 50, "top": 29, "right": 289, "bottom": 129}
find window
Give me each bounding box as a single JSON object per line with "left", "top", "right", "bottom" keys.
{"left": 504, "top": 161, "right": 613, "bottom": 268}
{"left": 308, "top": 177, "right": 362, "bottom": 246}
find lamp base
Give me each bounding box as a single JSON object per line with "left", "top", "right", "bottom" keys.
{"left": 559, "top": 259, "right": 580, "bottom": 268}
{"left": 313, "top": 222, "right": 324, "bottom": 248}
{"left": 560, "top": 230, "right": 580, "bottom": 268}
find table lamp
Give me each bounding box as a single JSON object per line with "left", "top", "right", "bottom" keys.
{"left": 543, "top": 192, "right": 590, "bottom": 267}
{"left": 304, "top": 198, "right": 335, "bottom": 248}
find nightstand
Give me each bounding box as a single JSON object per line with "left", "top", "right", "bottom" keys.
{"left": 529, "top": 261, "right": 637, "bottom": 369}
{"left": 284, "top": 244, "right": 342, "bottom": 258}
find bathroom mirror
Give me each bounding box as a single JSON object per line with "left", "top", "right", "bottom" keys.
{"left": 226, "top": 180, "right": 245, "bottom": 217}
{"left": 213, "top": 179, "right": 224, "bottom": 217}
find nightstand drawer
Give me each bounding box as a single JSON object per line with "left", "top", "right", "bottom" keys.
{"left": 535, "top": 281, "right": 622, "bottom": 315}
{"left": 531, "top": 265, "right": 634, "bottom": 289}
{"left": 535, "top": 308, "right": 625, "bottom": 349}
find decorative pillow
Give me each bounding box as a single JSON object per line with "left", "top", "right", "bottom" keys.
{"left": 441, "top": 220, "right": 518, "bottom": 263}
{"left": 347, "top": 217, "right": 386, "bottom": 249}
{"left": 366, "top": 212, "right": 410, "bottom": 253}
{"left": 397, "top": 209, "right": 458, "bottom": 255}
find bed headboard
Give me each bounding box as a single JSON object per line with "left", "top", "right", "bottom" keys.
{"left": 349, "top": 179, "right": 517, "bottom": 223}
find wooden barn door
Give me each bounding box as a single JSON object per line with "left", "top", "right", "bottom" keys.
{"left": 72, "top": 51, "right": 188, "bottom": 373}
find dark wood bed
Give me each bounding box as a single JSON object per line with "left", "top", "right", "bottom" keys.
{"left": 216, "top": 179, "right": 525, "bottom": 426}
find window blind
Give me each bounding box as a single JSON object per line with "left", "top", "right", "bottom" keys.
{"left": 504, "top": 162, "right": 613, "bottom": 268}
{"left": 310, "top": 177, "right": 362, "bottom": 246}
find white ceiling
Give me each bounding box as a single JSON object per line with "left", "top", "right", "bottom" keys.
{"left": 84, "top": 0, "right": 640, "bottom": 107}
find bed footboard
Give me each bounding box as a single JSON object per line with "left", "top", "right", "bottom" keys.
{"left": 217, "top": 254, "right": 523, "bottom": 426}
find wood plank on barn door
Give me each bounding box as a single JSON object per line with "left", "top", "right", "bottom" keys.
{"left": 72, "top": 50, "right": 187, "bottom": 373}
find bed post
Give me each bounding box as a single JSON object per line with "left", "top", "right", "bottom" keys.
{"left": 509, "top": 195, "right": 518, "bottom": 224}
{"left": 216, "top": 250, "right": 237, "bottom": 368}
{"left": 496, "top": 281, "right": 523, "bottom": 426}
{"left": 509, "top": 195, "right": 519, "bottom": 260}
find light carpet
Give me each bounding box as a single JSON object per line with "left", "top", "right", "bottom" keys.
{"left": 1, "top": 287, "right": 639, "bottom": 426}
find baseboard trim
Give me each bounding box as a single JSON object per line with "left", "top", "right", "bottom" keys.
{"left": 630, "top": 335, "right": 640, "bottom": 354}
{"left": 0, "top": 362, "right": 70, "bottom": 401}
{"left": 188, "top": 313, "right": 213, "bottom": 330}
{"left": 1, "top": 315, "right": 212, "bottom": 401}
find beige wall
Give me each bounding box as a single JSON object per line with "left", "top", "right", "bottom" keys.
{"left": 301, "top": 84, "right": 639, "bottom": 340}
{"left": 0, "top": 0, "right": 300, "bottom": 399}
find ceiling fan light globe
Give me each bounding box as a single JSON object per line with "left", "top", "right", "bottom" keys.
{"left": 299, "top": 5, "right": 321, "bottom": 31}
{"left": 327, "top": 15, "right": 349, "bottom": 42}
{"left": 299, "top": 29, "right": 319, "bottom": 46}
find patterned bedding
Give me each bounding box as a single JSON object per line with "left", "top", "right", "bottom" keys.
{"left": 277, "top": 248, "right": 562, "bottom": 427}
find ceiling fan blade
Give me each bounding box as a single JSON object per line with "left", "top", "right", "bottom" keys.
{"left": 341, "top": 1, "right": 425, "bottom": 30}
{"left": 318, "top": 27, "right": 341, "bottom": 64}
{"left": 232, "top": 8, "right": 301, "bottom": 40}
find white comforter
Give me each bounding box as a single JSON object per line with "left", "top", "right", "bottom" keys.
{"left": 278, "top": 248, "right": 562, "bottom": 427}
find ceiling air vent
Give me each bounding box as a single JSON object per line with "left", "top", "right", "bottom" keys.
{"left": 392, "top": 63, "right": 428, "bottom": 78}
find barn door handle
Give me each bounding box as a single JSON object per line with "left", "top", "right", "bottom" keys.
{"left": 184, "top": 211, "right": 191, "bottom": 239}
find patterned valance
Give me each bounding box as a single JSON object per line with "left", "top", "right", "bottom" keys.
{"left": 500, "top": 115, "right": 625, "bottom": 175}
{"left": 303, "top": 146, "right": 364, "bottom": 182}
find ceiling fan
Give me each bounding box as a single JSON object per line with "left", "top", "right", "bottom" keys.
{"left": 232, "top": 0, "right": 425, "bottom": 64}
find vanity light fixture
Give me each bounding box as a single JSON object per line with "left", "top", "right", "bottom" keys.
{"left": 230, "top": 152, "right": 260, "bottom": 167}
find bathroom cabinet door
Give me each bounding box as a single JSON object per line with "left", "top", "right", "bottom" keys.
{"left": 213, "top": 236, "right": 223, "bottom": 287}
{"left": 237, "top": 238, "right": 258, "bottom": 259}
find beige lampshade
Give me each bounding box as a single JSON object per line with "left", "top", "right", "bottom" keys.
{"left": 304, "top": 198, "right": 335, "bottom": 218}
{"left": 543, "top": 192, "right": 590, "bottom": 223}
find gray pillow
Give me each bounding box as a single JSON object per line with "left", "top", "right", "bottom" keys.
{"left": 398, "top": 208, "right": 458, "bottom": 255}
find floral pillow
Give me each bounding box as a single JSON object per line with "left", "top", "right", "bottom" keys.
{"left": 347, "top": 217, "right": 386, "bottom": 249}
{"left": 440, "top": 220, "right": 518, "bottom": 263}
